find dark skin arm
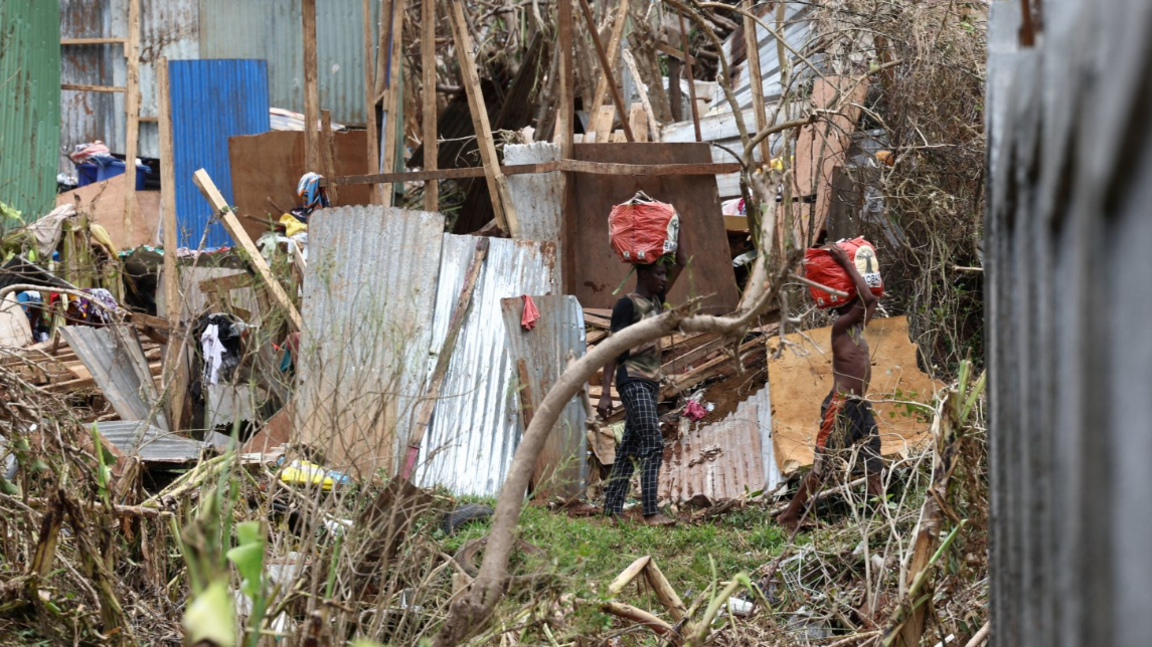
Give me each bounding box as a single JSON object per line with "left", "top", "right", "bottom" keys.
{"left": 827, "top": 244, "right": 879, "bottom": 396}
{"left": 597, "top": 357, "right": 617, "bottom": 420}
{"left": 828, "top": 244, "right": 878, "bottom": 334}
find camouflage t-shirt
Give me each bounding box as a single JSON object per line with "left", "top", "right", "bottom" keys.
{"left": 610, "top": 292, "right": 663, "bottom": 385}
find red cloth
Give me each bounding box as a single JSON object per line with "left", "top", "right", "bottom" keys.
{"left": 683, "top": 400, "right": 708, "bottom": 422}
{"left": 521, "top": 295, "right": 540, "bottom": 331}
{"left": 608, "top": 193, "right": 680, "bottom": 264}
{"left": 802, "top": 237, "right": 884, "bottom": 309}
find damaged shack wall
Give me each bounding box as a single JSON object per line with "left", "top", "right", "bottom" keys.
{"left": 417, "top": 236, "right": 558, "bottom": 497}
{"left": 297, "top": 206, "right": 445, "bottom": 479}
{"left": 59, "top": 0, "right": 200, "bottom": 168}
{"left": 1, "top": 1, "right": 61, "bottom": 219}
{"left": 199, "top": 0, "right": 380, "bottom": 127}
{"left": 986, "top": 2, "right": 1152, "bottom": 647}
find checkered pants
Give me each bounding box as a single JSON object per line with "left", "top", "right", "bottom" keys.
{"left": 604, "top": 380, "right": 663, "bottom": 517}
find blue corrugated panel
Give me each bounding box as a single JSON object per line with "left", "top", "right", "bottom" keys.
{"left": 170, "top": 59, "right": 270, "bottom": 248}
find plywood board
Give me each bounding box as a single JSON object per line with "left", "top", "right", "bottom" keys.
{"left": 228, "top": 130, "right": 376, "bottom": 242}
{"left": 564, "top": 142, "right": 739, "bottom": 313}
{"left": 55, "top": 175, "right": 161, "bottom": 250}
{"left": 767, "top": 316, "right": 940, "bottom": 474}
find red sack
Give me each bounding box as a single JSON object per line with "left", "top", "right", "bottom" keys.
{"left": 802, "top": 237, "right": 883, "bottom": 309}
{"left": 608, "top": 192, "right": 680, "bottom": 264}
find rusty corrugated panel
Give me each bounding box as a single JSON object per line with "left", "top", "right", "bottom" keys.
{"left": 0, "top": 1, "right": 61, "bottom": 219}
{"left": 500, "top": 294, "right": 587, "bottom": 499}
{"left": 59, "top": 0, "right": 200, "bottom": 167}
{"left": 416, "top": 236, "right": 558, "bottom": 496}
{"left": 659, "top": 384, "right": 780, "bottom": 505}
{"left": 199, "top": 0, "right": 380, "bottom": 126}
{"left": 296, "top": 206, "right": 445, "bottom": 479}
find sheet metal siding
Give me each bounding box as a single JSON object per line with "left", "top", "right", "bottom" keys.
{"left": 504, "top": 143, "right": 564, "bottom": 242}
{"left": 59, "top": 0, "right": 200, "bottom": 167}
{"left": 0, "top": 1, "right": 61, "bottom": 219}
{"left": 297, "top": 206, "right": 445, "bottom": 478}
{"left": 500, "top": 295, "right": 587, "bottom": 498}
{"left": 713, "top": 3, "right": 817, "bottom": 116}
{"left": 93, "top": 421, "right": 204, "bottom": 463}
{"left": 659, "top": 384, "right": 779, "bottom": 505}
{"left": 417, "top": 236, "right": 558, "bottom": 496}
{"left": 170, "top": 59, "right": 269, "bottom": 248}
{"left": 60, "top": 325, "right": 169, "bottom": 430}
{"left": 987, "top": 1, "right": 1152, "bottom": 646}
{"left": 198, "top": 0, "right": 380, "bottom": 126}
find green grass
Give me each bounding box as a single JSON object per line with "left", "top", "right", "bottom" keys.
{"left": 440, "top": 501, "right": 791, "bottom": 601}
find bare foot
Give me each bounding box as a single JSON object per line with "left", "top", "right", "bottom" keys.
{"left": 643, "top": 512, "right": 677, "bottom": 527}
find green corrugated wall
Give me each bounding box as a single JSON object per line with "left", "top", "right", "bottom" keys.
{"left": 0, "top": 1, "right": 61, "bottom": 223}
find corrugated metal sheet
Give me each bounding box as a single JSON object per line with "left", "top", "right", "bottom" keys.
{"left": 199, "top": 0, "right": 380, "bottom": 126}
{"left": 659, "top": 384, "right": 780, "bottom": 505}
{"left": 499, "top": 295, "right": 587, "bottom": 498}
{"left": 93, "top": 420, "right": 208, "bottom": 463}
{"left": 296, "top": 206, "right": 445, "bottom": 479}
{"left": 59, "top": 0, "right": 200, "bottom": 167}
{"left": 170, "top": 59, "right": 269, "bottom": 248}
{"left": 712, "top": 2, "right": 818, "bottom": 116}
{"left": 417, "top": 236, "right": 558, "bottom": 496}
{"left": 504, "top": 143, "right": 564, "bottom": 244}
{"left": 61, "top": 325, "right": 169, "bottom": 430}
{"left": 0, "top": 1, "right": 61, "bottom": 219}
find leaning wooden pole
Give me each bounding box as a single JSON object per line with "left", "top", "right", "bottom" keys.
{"left": 743, "top": 0, "right": 771, "bottom": 164}
{"left": 587, "top": 0, "right": 630, "bottom": 138}
{"left": 381, "top": 0, "right": 409, "bottom": 207}
{"left": 157, "top": 58, "right": 187, "bottom": 430}
{"left": 679, "top": 10, "right": 701, "bottom": 142}
{"left": 123, "top": 0, "right": 141, "bottom": 233}
{"left": 421, "top": 0, "right": 439, "bottom": 211}
{"left": 303, "top": 0, "right": 321, "bottom": 171}
{"left": 576, "top": 0, "right": 634, "bottom": 141}
{"left": 363, "top": 0, "right": 381, "bottom": 203}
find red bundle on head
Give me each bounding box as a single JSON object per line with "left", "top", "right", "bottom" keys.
{"left": 608, "top": 192, "right": 680, "bottom": 264}
{"left": 802, "top": 237, "right": 884, "bottom": 308}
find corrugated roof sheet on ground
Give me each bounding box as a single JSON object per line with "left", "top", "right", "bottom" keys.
{"left": 93, "top": 421, "right": 207, "bottom": 463}
{"left": 169, "top": 59, "right": 269, "bottom": 248}
{"left": 296, "top": 206, "right": 445, "bottom": 479}
{"left": 659, "top": 383, "right": 781, "bottom": 505}
{"left": 417, "top": 236, "right": 558, "bottom": 497}
{"left": 500, "top": 294, "right": 587, "bottom": 498}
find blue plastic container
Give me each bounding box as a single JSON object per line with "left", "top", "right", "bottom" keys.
{"left": 75, "top": 159, "right": 150, "bottom": 190}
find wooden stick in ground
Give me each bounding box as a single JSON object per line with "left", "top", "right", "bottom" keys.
{"left": 157, "top": 57, "right": 187, "bottom": 431}
{"left": 123, "top": 0, "right": 141, "bottom": 234}
{"left": 403, "top": 237, "right": 490, "bottom": 479}
{"left": 679, "top": 11, "right": 701, "bottom": 142}
{"left": 320, "top": 110, "right": 339, "bottom": 202}
{"left": 586, "top": 0, "right": 630, "bottom": 138}
{"left": 608, "top": 555, "right": 652, "bottom": 596}
{"left": 363, "top": 0, "right": 380, "bottom": 204}
{"left": 191, "top": 170, "right": 303, "bottom": 331}
{"left": 381, "top": 0, "right": 409, "bottom": 208}
{"left": 557, "top": 0, "right": 574, "bottom": 157}
{"left": 421, "top": 0, "right": 439, "bottom": 212}
{"left": 302, "top": 0, "right": 320, "bottom": 171}
{"left": 576, "top": 0, "right": 634, "bottom": 142}
{"left": 743, "top": 0, "right": 771, "bottom": 164}
{"left": 447, "top": 0, "right": 520, "bottom": 236}
{"left": 644, "top": 559, "right": 689, "bottom": 622}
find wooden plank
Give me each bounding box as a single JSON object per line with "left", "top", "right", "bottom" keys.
{"left": 157, "top": 57, "right": 187, "bottom": 430}
{"left": 329, "top": 160, "right": 742, "bottom": 185}
{"left": 123, "top": 0, "right": 141, "bottom": 237}
{"left": 380, "top": 0, "right": 409, "bottom": 208}
{"left": 61, "top": 83, "right": 126, "bottom": 93}
{"left": 320, "top": 110, "right": 339, "bottom": 202}
{"left": 743, "top": 0, "right": 771, "bottom": 163}
{"left": 61, "top": 37, "right": 127, "bottom": 45}
{"left": 628, "top": 103, "right": 649, "bottom": 143}
{"left": 192, "top": 170, "right": 303, "bottom": 331}
{"left": 447, "top": 0, "right": 520, "bottom": 236}
{"left": 577, "top": 0, "right": 634, "bottom": 142}
{"left": 421, "top": 0, "right": 438, "bottom": 212}
{"left": 302, "top": 0, "right": 320, "bottom": 171}
{"left": 363, "top": 0, "right": 380, "bottom": 204}
{"left": 679, "top": 11, "right": 702, "bottom": 142}
{"left": 621, "top": 49, "right": 660, "bottom": 138}
{"left": 586, "top": 0, "right": 628, "bottom": 139}
{"left": 594, "top": 106, "right": 614, "bottom": 144}
{"left": 557, "top": 0, "right": 574, "bottom": 157}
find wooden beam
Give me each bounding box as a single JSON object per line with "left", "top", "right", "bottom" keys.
{"left": 576, "top": 0, "right": 633, "bottom": 142}
{"left": 302, "top": 0, "right": 320, "bottom": 171}
{"left": 123, "top": 0, "right": 141, "bottom": 237}
{"left": 743, "top": 0, "right": 770, "bottom": 164}
{"left": 447, "top": 0, "right": 520, "bottom": 236}
{"left": 157, "top": 57, "right": 187, "bottom": 430}
{"left": 192, "top": 170, "right": 303, "bottom": 331}
{"left": 61, "top": 83, "right": 126, "bottom": 93}
{"left": 60, "top": 37, "right": 127, "bottom": 45}
{"left": 621, "top": 48, "right": 659, "bottom": 139}
{"left": 327, "top": 160, "right": 742, "bottom": 185}
{"left": 363, "top": 0, "right": 380, "bottom": 204}
{"left": 421, "top": 0, "right": 439, "bottom": 212}
{"left": 557, "top": 0, "right": 574, "bottom": 157}
{"left": 320, "top": 109, "right": 339, "bottom": 202}
{"left": 586, "top": 0, "right": 629, "bottom": 139}
{"left": 679, "top": 11, "right": 702, "bottom": 142}
{"left": 381, "top": 0, "right": 409, "bottom": 207}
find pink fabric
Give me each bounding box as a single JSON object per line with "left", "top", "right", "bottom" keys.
{"left": 683, "top": 400, "right": 708, "bottom": 422}
{"left": 521, "top": 295, "right": 540, "bottom": 331}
